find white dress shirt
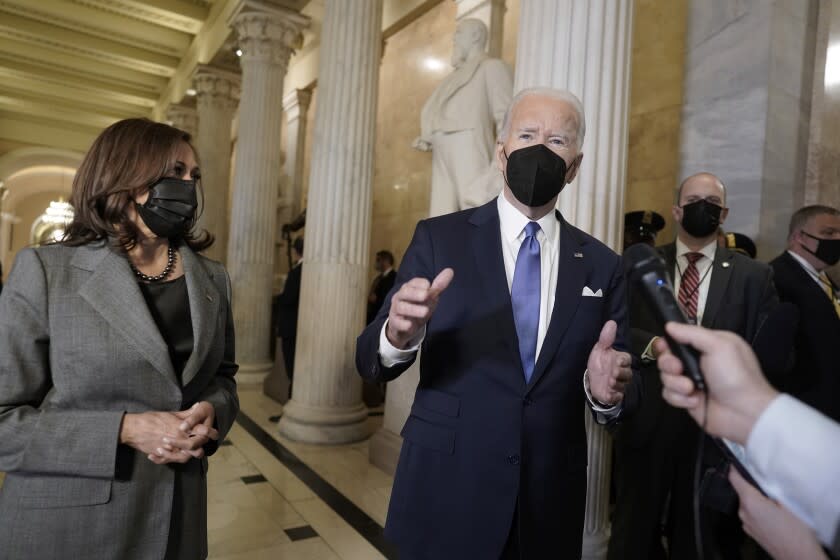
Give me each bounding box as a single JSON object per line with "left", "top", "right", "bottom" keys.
{"left": 378, "top": 193, "right": 618, "bottom": 415}
{"left": 673, "top": 238, "right": 718, "bottom": 325}
{"left": 787, "top": 249, "right": 827, "bottom": 290}
{"left": 741, "top": 394, "right": 840, "bottom": 548}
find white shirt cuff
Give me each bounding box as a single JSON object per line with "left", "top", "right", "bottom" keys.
{"left": 641, "top": 337, "right": 658, "bottom": 363}
{"left": 378, "top": 319, "right": 425, "bottom": 368}
{"left": 583, "top": 369, "right": 622, "bottom": 421}
{"left": 746, "top": 394, "right": 840, "bottom": 546}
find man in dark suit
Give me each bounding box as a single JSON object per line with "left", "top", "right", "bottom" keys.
{"left": 770, "top": 205, "right": 840, "bottom": 421}
{"left": 274, "top": 237, "right": 303, "bottom": 390}
{"left": 357, "top": 88, "right": 641, "bottom": 559}
{"left": 366, "top": 250, "right": 397, "bottom": 324}
{"left": 609, "top": 172, "right": 778, "bottom": 560}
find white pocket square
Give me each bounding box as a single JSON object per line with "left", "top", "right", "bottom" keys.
{"left": 582, "top": 287, "right": 603, "bottom": 297}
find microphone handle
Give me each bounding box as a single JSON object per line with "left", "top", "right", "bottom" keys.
{"left": 637, "top": 270, "right": 706, "bottom": 391}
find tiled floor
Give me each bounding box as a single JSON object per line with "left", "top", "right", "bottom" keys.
{"left": 207, "top": 389, "right": 394, "bottom": 560}
{"left": 0, "top": 389, "right": 394, "bottom": 560}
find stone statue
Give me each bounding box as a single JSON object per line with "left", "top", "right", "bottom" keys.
{"left": 413, "top": 18, "right": 513, "bottom": 216}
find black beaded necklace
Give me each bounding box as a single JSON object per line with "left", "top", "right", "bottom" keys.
{"left": 129, "top": 243, "right": 176, "bottom": 283}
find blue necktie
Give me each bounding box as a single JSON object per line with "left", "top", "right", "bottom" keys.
{"left": 511, "top": 221, "right": 541, "bottom": 383}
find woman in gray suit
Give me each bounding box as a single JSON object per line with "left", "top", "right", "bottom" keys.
{"left": 0, "top": 118, "right": 239, "bottom": 559}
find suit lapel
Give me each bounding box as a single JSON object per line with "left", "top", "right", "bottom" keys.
{"left": 179, "top": 245, "right": 221, "bottom": 386}
{"left": 660, "top": 243, "right": 677, "bottom": 283}
{"left": 701, "top": 247, "right": 734, "bottom": 328}
{"left": 75, "top": 243, "right": 177, "bottom": 386}
{"left": 526, "top": 215, "right": 587, "bottom": 393}
{"left": 469, "top": 200, "right": 520, "bottom": 360}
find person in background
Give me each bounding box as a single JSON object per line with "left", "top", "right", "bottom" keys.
{"left": 366, "top": 250, "right": 397, "bottom": 325}
{"left": 655, "top": 322, "right": 838, "bottom": 560}
{"left": 274, "top": 236, "right": 303, "bottom": 394}
{"left": 610, "top": 172, "right": 778, "bottom": 560}
{"left": 769, "top": 205, "right": 840, "bottom": 422}
{"left": 724, "top": 232, "right": 758, "bottom": 259}
{"left": 0, "top": 118, "right": 238, "bottom": 560}
{"left": 623, "top": 210, "right": 666, "bottom": 251}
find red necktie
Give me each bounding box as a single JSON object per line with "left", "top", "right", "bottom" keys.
{"left": 678, "top": 252, "right": 704, "bottom": 322}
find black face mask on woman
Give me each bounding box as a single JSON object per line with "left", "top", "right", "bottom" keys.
{"left": 801, "top": 231, "right": 840, "bottom": 266}
{"left": 504, "top": 144, "right": 569, "bottom": 207}
{"left": 136, "top": 177, "right": 198, "bottom": 239}
{"left": 680, "top": 199, "right": 723, "bottom": 238}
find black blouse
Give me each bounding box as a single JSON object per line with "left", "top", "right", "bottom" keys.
{"left": 138, "top": 275, "right": 194, "bottom": 385}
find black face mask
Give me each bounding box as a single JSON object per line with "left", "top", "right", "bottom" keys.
{"left": 801, "top": 231, "right": 840, "bottom": 266}
{"left": 680, "top": 199, "right": 723, "bottom": 238}
{"left": 503, "top": 144, "right": 569, "bottom": 207}
{"left": 136, "top": 177, "right": 198, "bottom": 239}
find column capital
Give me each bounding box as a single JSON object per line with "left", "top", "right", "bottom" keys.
{"left": 194, "top": 65, "right": 241, "bottom": 110}
{"left": 282, "top": 88, "right": 312, "bottom": 121}
{"left": 165, "top": 104, "right": 198, "bottom": 135}
{"left": 229, "top": 2, "right": 310, "bottom": 66}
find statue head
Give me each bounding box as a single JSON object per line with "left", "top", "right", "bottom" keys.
{"left": 451, "top": 19, "right": 488, "bottom": 68}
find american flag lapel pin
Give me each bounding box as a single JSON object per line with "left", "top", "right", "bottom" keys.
{"left": 574, "top": 252, "right": 583, "bottom": 258}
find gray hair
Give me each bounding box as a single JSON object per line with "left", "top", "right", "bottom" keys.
{"left": 497, "top": 87, "right": 587, "bottom": 149}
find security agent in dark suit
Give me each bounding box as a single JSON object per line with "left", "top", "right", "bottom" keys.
{"left": 609, "top": 172, "right": 779, "bottom": 560}
{"left": 366, "top": 250, "right": 397, "bottom": 325}
{"left": 770, "top": 205, "right": 840, "bottom": 422}
{"left": 274, "top": 236, "right": 303, "bottom": 388}
{"left": 357, "top": 88, "right": 641, "bottom": 559}
{"left": 623, "top": 209, "right": 666, "bottom": 250}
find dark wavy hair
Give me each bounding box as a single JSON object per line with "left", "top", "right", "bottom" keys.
{"left": 62, "top": 118, "right": 213, "bottom": 252}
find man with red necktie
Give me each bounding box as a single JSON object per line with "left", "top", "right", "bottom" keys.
{"left": 610, "top": 172, "right": 779, "bottom": 560}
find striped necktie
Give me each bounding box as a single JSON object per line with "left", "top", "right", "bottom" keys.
{"left": 678, "top": 252, "right": 704, "bottom": 323}
{"left": 818, "top": 272, "right": 840, "bottom": 319}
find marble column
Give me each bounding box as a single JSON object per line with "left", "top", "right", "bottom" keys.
{"left": 193, "top": 65, "right": 240, "bottom": 263}
{"left": 455, "top": 0, "right": 506, "bottom": 58}
{"left": 679, "top": 0, "right": 818, "bottom": 258}
{"left": 166, "top": 104, "right": 198, "bottom": 137}
{"left": 281, "top": 88, "right": 312, "bottom": 219}
{"left": 515, "top": 1, "right": 634, "bottom": 558}
{"left": 277, "top": 0, "right": 383, "bottom": 444}
{"left": 226, "top": 1, "right": 309, "bottom": 386}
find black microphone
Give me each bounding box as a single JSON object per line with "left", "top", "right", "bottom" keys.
{"left": 623, "top": 243, "right": 706, "bottom": 391}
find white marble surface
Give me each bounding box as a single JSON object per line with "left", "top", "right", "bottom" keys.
{"left": 680, "top": 0, "right": 818, "bottom": 258}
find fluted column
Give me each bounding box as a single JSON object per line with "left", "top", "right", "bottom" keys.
{"left": 194, "top": 65, "right": 240, "bottom": 262}
{"left": 166, "top": 104, "right": 198, "bottom": 137}
{"left": 281, "top": 88, "right": 312, "bottom": 219}
{"left": 226, "top": 1, "right": 310, "bottom": 385}
{"left": 515, "top": 1, "right": 634, "bottom": 558}
{"left": 277, "top": 0, "right": 383, "bottom": 444}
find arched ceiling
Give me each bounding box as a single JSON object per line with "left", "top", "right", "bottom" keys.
{"left": 0, "top": 0, "right": 311, "bottom": 154}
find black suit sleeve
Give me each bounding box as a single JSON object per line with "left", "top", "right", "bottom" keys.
{"left": 356, "top": 221, "right": 434, "bottom": 383}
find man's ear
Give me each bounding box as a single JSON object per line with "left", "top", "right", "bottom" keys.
{"left": 495, "top": 142, "right": 506, "bottom": 173}
{"left": 565, "top": 153, "right": 584, "bottom": 183}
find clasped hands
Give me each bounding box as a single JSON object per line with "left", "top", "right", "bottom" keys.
{"left": 119, "top": 401, "right": 218, "bottom": 465}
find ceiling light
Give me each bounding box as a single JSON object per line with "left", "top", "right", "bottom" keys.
{"left": 422, "top": 57, "right": 446, "bottom": 72}
{"left": 185, "top": 88, "right": 197, "bottom": 96}
{"left": 235, "top": 48, "right": 243, "bottom": 57}
{"left": 826, "top": 44, "right": 840, "bottom": 87}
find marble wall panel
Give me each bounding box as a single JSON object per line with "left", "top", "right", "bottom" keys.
{"left": 501, "top": 0, "right": 520, "bottom": 70}
{"left": 368, "top": 1, "right": 457, "bottom": 278}
{"left": 624, "top": 0, "right": 688, "bottom": 240}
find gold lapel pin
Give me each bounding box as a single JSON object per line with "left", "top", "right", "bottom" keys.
{"left": 574, "top": 252, "right": 584, "bottom": 258}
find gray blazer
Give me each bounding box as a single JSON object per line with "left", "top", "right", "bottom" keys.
{"left": 0, "top": 241, "right": 238, "bottom": 560}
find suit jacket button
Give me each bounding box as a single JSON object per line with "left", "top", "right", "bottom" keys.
{"left": 508, "top": 454, "right": 520, "bottom": 465}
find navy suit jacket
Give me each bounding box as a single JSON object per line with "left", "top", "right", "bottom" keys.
{"left": 356, "top": 199, "right": 640, "bottom": 559}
